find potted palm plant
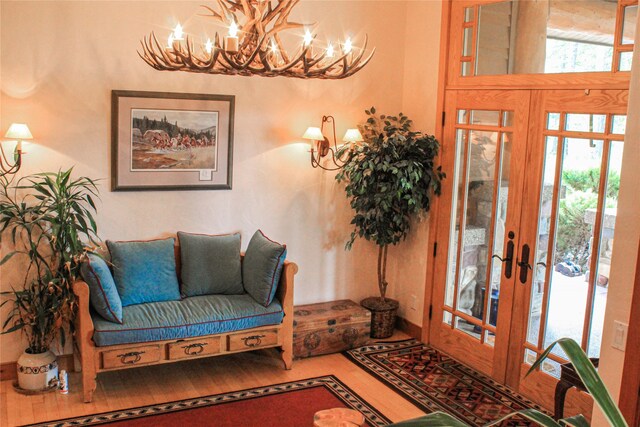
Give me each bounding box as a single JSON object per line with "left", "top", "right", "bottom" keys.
{"left": 0, "top": 169, "right": 99, "bottom": 391}
{"left": 336, "top": 107, "right": 444, "bottom": 338}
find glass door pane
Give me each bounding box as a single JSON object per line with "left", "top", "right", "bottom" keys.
{"left": 443, "top": 109, "right": 513, "bottom": 345}
{"left": 525, "top": 111, "right": 626, "bottom": 375}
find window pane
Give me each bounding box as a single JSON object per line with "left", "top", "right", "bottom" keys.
{"left": 543, "top": 138, "right": 604, "bottom": 359}
{"left": 445, "top": 130, "right": 468, "bottom": 309}
{"left": 587, "top": 140, "right": 623, "bottom": 358}
{"left": 473, "top": 0, "right": 618, "bottom": 76}
{"left": 611, "top": 115, "right": 627, "bottom": 135}
{"left": 486, "top": 133, "right": 512, "bottom": 328}
{"left": 463, "top": 27, "right": 474, "bottom": 57}
{"left": 527, "top": 136, "right": 559, "bottom": 347}
{"left": 457, "top": 110, "right": 469, "bottom": 124}
{"left": 503, "top": 112, "right": 514, "bottom": 127}
{"left": 462, "top": 61, "right": 472, "bottom": 76}
{"left": 565, "top": 113, "right": 606, "bottom": 133}
{"left": 622, "top": 6, "right": 638, "bottom": 45}
{"left": 524, "top": 348, "right": 538, "bottom": 365}
{"left": 547, "top": 113, "right": 561, "bottom": 131}
{"left": 545, "top": 39, "right": 613, "bottom": 74}
{"left": 485, "top": 330, "right": 495, "bottom": 347}
{"left": 444, "top": 311, "right": 452, "bottom": 325}
{"left": 476, "top": 1, "right": 513, "bottom": 75}
{"left": 619, "top": 51, "right": 633, "bottom": 72}
{"left": 464, "top": 7, "right": 474, "bottom": 23}
{"left": 454, "top": 129, "right": 499, "bottom": 324}
{"left": 455, "top": 317, "right": 481, "bottom": 340}
{"left": 470, "top": 110, "right": 500, "bottom": 126}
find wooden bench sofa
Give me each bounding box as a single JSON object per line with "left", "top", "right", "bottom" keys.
{"left": 73, "top": 244, "right": 298, "bottom": 403}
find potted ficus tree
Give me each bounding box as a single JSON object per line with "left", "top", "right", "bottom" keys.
{"left": 0, "top": 169, "right": 99, "bottom": 391}
{"left": 336, "top": 107, "right": 444, "bottom": 338}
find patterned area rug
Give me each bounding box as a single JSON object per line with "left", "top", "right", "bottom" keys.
{"left": 344, "top": 339, "right": 546, "bottom": 427}
{"left": 23, "top": 376, "right": 390, "bottom": 427}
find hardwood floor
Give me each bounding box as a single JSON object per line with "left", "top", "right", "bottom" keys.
{"left": 0, "top": 333, "right": 425, "bottom": 426}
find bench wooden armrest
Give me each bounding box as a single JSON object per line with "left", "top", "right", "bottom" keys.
{"left": 275, "top": 261, "right": 298, "bottom": 369}
{"left": 73, "top": 280, "right": 97, "bottom": 402}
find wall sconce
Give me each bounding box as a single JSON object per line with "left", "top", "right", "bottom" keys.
{"left": 1, "top": 123, "right": 33, "bottom": 176}
{"left": 302, "top": 116, "right": 363, "bottom": 171}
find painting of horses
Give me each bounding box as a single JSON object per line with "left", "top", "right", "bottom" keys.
{"left": 130, "top": 109, "right": 218, "bottom": 171}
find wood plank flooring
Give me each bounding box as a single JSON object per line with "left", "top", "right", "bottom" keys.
{"left": 0, "top": 333, "right": 425, "bottom": 426}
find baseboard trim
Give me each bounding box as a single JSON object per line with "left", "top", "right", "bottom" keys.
{"left": 0, "top": 354, "right": 74, "bottom": 382}
{"left": 396, "top": 317, "right": 422, "bottom": 339}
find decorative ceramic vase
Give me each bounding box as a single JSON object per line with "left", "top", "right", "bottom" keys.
{"left": 17, "top": 349, "right": 58, "bottom": 391}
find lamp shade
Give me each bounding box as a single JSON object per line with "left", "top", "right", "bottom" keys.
{"left": 5, "top": 123, "right": 33, "bottom": 140}
{"left": 302, "top": 127, "right": 325, "bottom": 141}
{"left": 343, "top": 128, "right": 364, "bottom": 143}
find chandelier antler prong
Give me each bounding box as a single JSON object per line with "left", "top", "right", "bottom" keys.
{"left": 139, "top": 0, "right": 375, "bottom": 79}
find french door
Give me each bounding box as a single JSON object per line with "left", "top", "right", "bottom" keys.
{"left": 430, "top": 89, "right": 628, "bottom": 409}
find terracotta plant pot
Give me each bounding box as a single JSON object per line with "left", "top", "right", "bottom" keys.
{"left": 361, "top": 297, "right": 399, "bottom": 339}
{"left": 17, "top": 349, "right": 58, "bottom": 391}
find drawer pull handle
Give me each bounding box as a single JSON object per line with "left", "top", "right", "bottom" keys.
{"left": 182, "top": 342, "right": 208, "bottom": 355}
{"left": 242, "top": 334, "right": 266, "bottom": 347}
{"left": 117, "top": 351, "right": 145, "bottom": 364}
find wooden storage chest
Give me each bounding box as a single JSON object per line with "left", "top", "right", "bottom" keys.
{"left": 293, "top": 300, "right": 371, "bottom": 359}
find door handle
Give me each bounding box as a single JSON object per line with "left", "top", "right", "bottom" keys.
{"left": 517, "top": 244, "right": 532, "bottom": 284}
{"left": 491, "top": 231, "right": 515, "bottom": 279}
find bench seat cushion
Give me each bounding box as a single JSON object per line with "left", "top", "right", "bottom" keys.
{"left": 91, "top": 294, "right": 284, "bottom": 347}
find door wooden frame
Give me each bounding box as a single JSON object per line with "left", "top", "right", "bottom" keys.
{"left": 424, "top": 1, "right": 636, "bottom": 348}
{"left": 422, "top": 0, "right": 452, "bottom": 345}
{"left": 429, "top": 89, "right": 532, "bottom": 382}
{"left": 424, "top": 2, "right": 637, "bottom": 413}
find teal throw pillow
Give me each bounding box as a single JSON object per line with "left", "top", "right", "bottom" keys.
{"left": 107, "top": 238, "right": 181, "bottom": 307}
{"left": 80, "top": 254, "right": 123, "bottom": 324}
{"left": 178, "top": 231, "right": 244, "bottom": 296}
{"left": 243, "top": 230, "right": 287, "bottom": 307}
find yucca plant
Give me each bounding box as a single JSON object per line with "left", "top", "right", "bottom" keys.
{"left": 389, "top": 338, "right": 628, "bottom": 427}
{"left": 0, "top": 169, "right": 99, "bottom": 353}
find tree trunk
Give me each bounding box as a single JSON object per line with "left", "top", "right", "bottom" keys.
{"left": 378, "top": 245, "right": 389, "bottom": 300}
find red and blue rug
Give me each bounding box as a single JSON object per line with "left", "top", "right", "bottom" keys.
{"left": 23, "top": 376, "right": 390, "bottom": 427}
{"left": 344, "top": 339, "right": 547, "bottom": 427}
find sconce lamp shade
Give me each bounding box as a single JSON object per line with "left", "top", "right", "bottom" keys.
{"left": 302, "top": 127, "right": 325, "bottom": 141}
{"left": 343, "top": 128, "right": 364, "bottom": 143}
{"left": 5, "top": 123, "right": 33, "bottom": 140}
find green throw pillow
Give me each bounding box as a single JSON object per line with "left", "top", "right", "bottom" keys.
{"left": 107, "top": 238, "right": 181, "bottom": 306}
{"left": 178, "top": 232, "right": 244, "bottom": 296}
{"left": 242, "top": 230, "right": 287, "bottom": 307}
{"left": 80, "top": 253, "right": 123, "bottom": 324}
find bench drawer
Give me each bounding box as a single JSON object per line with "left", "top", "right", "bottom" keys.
{"left": 228, "top": 329, "right": 278, "bottom": 351}
{"left": 168, "top": 337, "right": 221, "bottom": 360}
{"left": 102, "top": 345, "right": 161, "bottom": 370}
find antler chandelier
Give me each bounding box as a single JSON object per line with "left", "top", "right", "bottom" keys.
{"left": 139, "top": 0, "right": 375, "bottom": 79}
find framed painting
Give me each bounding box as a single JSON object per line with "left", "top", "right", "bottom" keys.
{"left": 111, "top": 90, "right": 234, "bottom": 191}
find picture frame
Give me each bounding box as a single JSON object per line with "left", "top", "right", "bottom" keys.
{"left": 111, "top": 90, "right": 234, "bottom": 191}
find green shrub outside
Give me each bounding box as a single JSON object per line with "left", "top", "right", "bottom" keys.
{"left": 555, "top": 168, "right": 619, "bottom": 270}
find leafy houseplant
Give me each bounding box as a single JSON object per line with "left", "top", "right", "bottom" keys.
{"left": 389, "top": 338, "right": 629, "bottom": 427}
{"left": 0, "top": 169, "right": 99, "bottom": 391}
{"left": 336, "top": 107, "right": 444, "bottom": 338}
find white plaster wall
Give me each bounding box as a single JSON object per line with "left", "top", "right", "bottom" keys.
{"left": 592, "top": 9, "right": 640, "bottom": 427}
{"left": 386, "top": 0, "right": 442, "bottom": 326}
{"left": 0, "top": 0, "right": 443, "bottom": 363}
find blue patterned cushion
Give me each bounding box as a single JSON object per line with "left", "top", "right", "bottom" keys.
{"left": 91, "top": 294, "right": 284, "bottom": 346}
{"left": 80, "top": 254, "right": 122, "bottom": 324}
{"left": 242, "top": 230, "right": 287, "bottom": 307}
{"left": 177, "top": 232, "right": 243, "bottom": 296}
{"left": 107, "top": 238, "right": 180, "bottom": 307}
